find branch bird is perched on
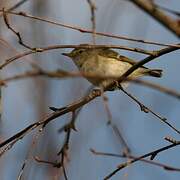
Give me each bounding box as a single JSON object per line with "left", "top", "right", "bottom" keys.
{"left": 62, "top": 47, "right": 162, "bottom": 90}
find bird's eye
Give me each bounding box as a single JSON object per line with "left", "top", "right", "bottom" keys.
{"left": 78, "top": 50, "right": 83, "bottom": 54}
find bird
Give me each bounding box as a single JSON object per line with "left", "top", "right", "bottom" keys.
{"left": 62, "top": 47, "right": 162, "bottom": 90}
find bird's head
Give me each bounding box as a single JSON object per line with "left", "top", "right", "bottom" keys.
{"left": 62, "top": 48, "right": 88, "bottom": 61}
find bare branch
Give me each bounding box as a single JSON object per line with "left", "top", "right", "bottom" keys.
{"left": 0, "top": 43, "right": 157, "bottom": 69}
{"left": 119, "top": 87, "right": 180, "bottom": 134}
{"left": 0, "top": 89, "right": 101, "bottom": 150}
{"left": 87, "top": 0, "right": 97, "bottom": 44}
{"left": 0, "top": 9, "right": 179, "bottom": 47}
{"left": 90, "top": 148, "right": 180, "bottom": 172}
{"left": 104, "top": 140, "right": 180, "bottom": 179}
{"left": 2, "top": 8, "right": 33, "bottom": 50}
{"left": 129, "top": 0, "right": 180, "bottom": 37}
{"left": 1, "top": 68, "right": 180, "bottom": 100}
{"left": 0, "top": 0, "right": 29, "bottom": 16}
{"left": 130, "top": 79, "right": 180, "bottom": 100}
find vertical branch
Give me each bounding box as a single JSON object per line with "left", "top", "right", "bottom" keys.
{"left": 102, "top": 95, "right": 131, "bottom": 154}
{"left": 87, "top": 0, "right": 97, "bottom": 44}
{"left": 17, "top": 129, "right": 43, "bottom": 180}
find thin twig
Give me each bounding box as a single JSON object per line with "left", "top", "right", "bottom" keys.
{"left": 0, "top": 89, "right": 101, "bottom": 150}
{"left": 130, "top": 79, "right": 180, "bottom": 100}
{"left": 1, "top": 68, "right": 180, "bottom": 100}
{"left": 90, "top": 148, "right": 180, "bottom": 172}
{"left": 17, "top": 160, "right": 27, "bottom": 180}
{"left": 0, "top": 44, "right": 156, "bottom": 69}
{"left": 120, "top": 87, "right": 180, "bottom": 134}
{"left": 34, "top": 156, "right": 58, "bottom": 166}
{"left": 17, "top": 129, "right": 43, "bottom": 180}
{"left": 87, "top": 0, "right": 97, "bottom": 44}
{"left": 57, "top": 86, "right": 93, "bottom": 133}
{"left": 164, "top": 136, "right": 179, "bottom": 144}
{"left": 0, "top": 0, "right": 29, "bottom": 17}
{"left": 101, "top": 94, "right": 131, "bottom": 154}
{"left": 104, "top": 140, "right": 180, "bottom": 179}
{"left": 2, "top": 8, "right": 33, "bottom": 50}
{"left": 0, "top": 9, "right": 179, "bottom": 48}
{"left": 111, "top": 124, "right": 131, "bottom": 155}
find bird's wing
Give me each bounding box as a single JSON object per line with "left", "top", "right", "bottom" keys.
{"left": 98, "top": 48, "right": 147, "bottom": 68}
{"left": 98, "top": 48, "right": 119, "bottom": 59}
{"left": 118, "top": 55, "right": 136, "bottom": 65}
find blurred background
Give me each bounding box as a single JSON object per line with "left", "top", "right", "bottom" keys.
{"left": 0, "top": 0, "right": 180, "bottom": 179}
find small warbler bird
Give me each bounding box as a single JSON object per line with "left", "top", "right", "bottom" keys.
{"left": 62, "top": 47, "right": 162, "bottom": 90}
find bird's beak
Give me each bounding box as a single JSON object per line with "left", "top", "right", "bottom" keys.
{"left": 62, "top": 52, "right": 71, "bottom": 57}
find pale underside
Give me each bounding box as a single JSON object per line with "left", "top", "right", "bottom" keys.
{"left": 78, "top": 55, "right": 145, "bottom": 89}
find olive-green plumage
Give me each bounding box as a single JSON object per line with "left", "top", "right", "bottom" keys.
{"left": 62, "top": 48, "right": 162, "bottom": 90}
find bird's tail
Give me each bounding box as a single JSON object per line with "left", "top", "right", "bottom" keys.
{"left": 144, "top": 69, "right": 163, "bottom": 78}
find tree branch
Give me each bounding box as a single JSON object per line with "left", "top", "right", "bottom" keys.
{"left": 129, "top": 0, "right": 180, "bottom": 37}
